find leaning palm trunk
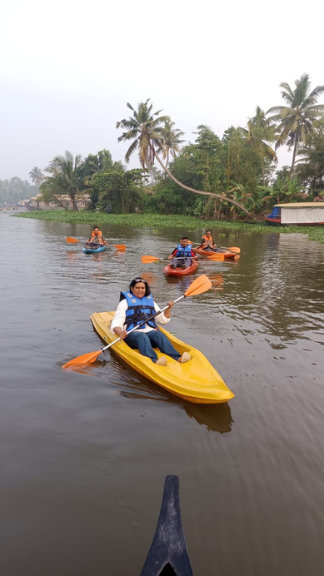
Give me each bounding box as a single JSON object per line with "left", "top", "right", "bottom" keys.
{"left": 152, "top": 147, "right": 252, "bottom": 217}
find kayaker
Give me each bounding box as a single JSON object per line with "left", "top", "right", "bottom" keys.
{"left": 85, "top": 226, "right": 107, "bottom": 247}
{"left": 168, "top": 237, "right": 197, "bottom": 269}
{"left": 111, "top": 277, "right": 191, "bottom": 366}
{"left": 198, "top": 230, "right": 221, "bottom": 253}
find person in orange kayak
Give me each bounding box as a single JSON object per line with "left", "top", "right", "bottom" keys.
{"left": 85, "top": 226, "right": 107, "bottom": 247}
{"left": 168, "top": 237, "right": 197, "bottom": 269}
{"left": 198, "top": 229, "right": 221, "bottom": 253}
{"left": 111, "top": 277, "right": 191, "bottom": 366}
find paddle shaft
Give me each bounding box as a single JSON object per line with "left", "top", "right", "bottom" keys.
{"left": 101, "top": 295, "right": 186, "bottom": 353}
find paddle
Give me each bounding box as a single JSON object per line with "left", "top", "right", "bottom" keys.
{"left": 221, "top": 246, "right": 240, "bottom": 254}
{"left": 188, "top": 240, "right": 240, "bottom": 255}
{"left": 66, "top": 237, "right": 126, "bottom": 250}
{"left": 141, "top": 255, "right": 196, "bottom": 264}
{"left": 66, "top": 237, "right": 79, "bottom": 243}
{"left": 62, "top": 274, "right": 212, "bottom": 369}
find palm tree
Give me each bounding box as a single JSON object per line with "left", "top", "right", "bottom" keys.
{"left": 29, "top": 167, "right": 44, "bottom": 186}
{"left": 296, "top": 125, "right": 324, "bottom": 195}
{"left": 242, "top": 106, "right": 277, "bottom": 186}
{"left": 156, "top": 119, "right": 185, "bottom": 167}
{"left": 44, "top": 151, "right": 88, "bottom": 211}
{"left": 116, "top": 100, "right": 252, "bottom": 217}
{"left": 116, "top": 99, "right": 170, "bottom": 170}
{"left": 267, "top": 74, "right": 324, "bottom": 174}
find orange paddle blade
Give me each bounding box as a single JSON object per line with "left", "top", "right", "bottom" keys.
{"left": 226, "top": 246, "right": 240, "bottom": 254}
{"left": 184, "top": 274, "right": 212, "bottom": 297}
{"left": 114, "top": 244, "right": 126, "bottom": 251}
{"left": 66, "top": 237, "right": 80, "bottom": 243}
{"left": 62, "top": 349, "right": 103, "bottom": 369}
{"left": 206, "top": 253, "right": 225, "bottom": 261}
{"left": 141, "top": 255, "right": 161, "bottom": 263}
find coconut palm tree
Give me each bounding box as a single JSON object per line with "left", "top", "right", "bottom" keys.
{"left": 296, "top": 125, "right": 324, "bottom": 196}
{"left": 116, "top": 100, "right": 252, "bottom": 217}
{"left": 156, "top": 119, "right": 185, "bottom": 167}
{"left": 44, "top": 151, "right": 88, "bottom": 211}
{"left": 267, "top": 74, "right": 324, "bottom": 174}
{"left": 116, "top": 99, "right": 170, "bottom": 170}
{"left": 29, "top": 167, "right": 44, "bottom": 186}
{"left": 242, "top": 106, "right": 277, "bottom": 187}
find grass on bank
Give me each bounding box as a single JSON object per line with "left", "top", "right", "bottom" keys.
{"left": 14, "top": 210, "right": 324, "bottom": 245}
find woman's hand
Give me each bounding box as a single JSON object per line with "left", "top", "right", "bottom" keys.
{"left": 164, "top": 300, "right": 175, "bottom": 319}
{"left": 114, "top": 327, "right": 128, "bottom": 339}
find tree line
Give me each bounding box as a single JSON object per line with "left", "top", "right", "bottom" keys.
{"left": 24, "top": 73, "right": 324, "bottom": 218}
{"left": 0, "top": 177, "right": 39, "bottom": 206}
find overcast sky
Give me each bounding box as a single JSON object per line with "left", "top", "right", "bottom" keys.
{"left": 1, "top": 0, "right": 323, "bottom": 181}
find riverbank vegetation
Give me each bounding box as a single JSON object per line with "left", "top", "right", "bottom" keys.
{"left": 0, "top": 177, "right": 39, "bottom": 206}
{"left": 5, "top": 74, "right": 324, "bottom": 222}
{"left": 14, "top": 210, "right": 324, "bottom": 245}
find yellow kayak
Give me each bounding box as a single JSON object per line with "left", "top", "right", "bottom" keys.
{"left": 90, "top": 312, "right": 235, "bottom": 404}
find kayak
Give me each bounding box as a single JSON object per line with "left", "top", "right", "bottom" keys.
{"left": 140, "top": 475, "right": 193, "bottom": 576}
{"left": 82, "top": 244, "right": 107, "bottom": 254}
{"left": 164, "top": 260, "right": 199, "bottom": 276}
{"left": 90, "top": 311, "right": 235, "bottom": 404}
{"left": 194, "top": 247, "right": 236, "bottom": 258}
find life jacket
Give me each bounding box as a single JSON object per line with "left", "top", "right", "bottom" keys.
{"left": 91, "top": 230, "right": 103, "bottom": 237}
{"left": 121, "top": 291, "right": 158, "bottom": 331}
{"left": 175, "top": 243, "right": 193, "bottom": 258}
{"left": 201, "top": 235, "right": 214, "bottom": 249}
{"left": 90, "top": 230, "right": 104, "bottom": 244}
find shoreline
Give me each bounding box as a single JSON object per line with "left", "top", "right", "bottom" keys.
{"left": 13, "top": 210, "right": 324, "bottom": 245}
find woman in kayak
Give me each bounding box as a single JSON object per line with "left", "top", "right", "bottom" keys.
{"left": 168, "top": 237, "right": 197, "bottom": 269}
{"left": 85, "top": 226, "right": 107, "bottom": 247}
{"left": 111, "top": 277, "right": 191, "bottom": 366}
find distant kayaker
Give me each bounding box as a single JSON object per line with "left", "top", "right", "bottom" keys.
{"left": 85, "top": 226, "right": 107, "bottom": 247}
{"left": 168, "top": 237, "right": 197, "bottom": 269}
{"left": 111, "top": 277, "right": 191, "bottom": 366}
{"left": 198, "top": 230, "right": 221, "bottom": 253}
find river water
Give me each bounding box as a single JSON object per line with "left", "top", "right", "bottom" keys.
{"left": 1, "top": 213, "right": 324, "bottom": 575}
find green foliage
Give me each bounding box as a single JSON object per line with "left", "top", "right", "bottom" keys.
{"left": 296, "top": 120, "right": 324, "bottom": 195}
{"left": 94, "top": 170, "right": 144, "bottom": 213}
{"left": 29, "top": 167, "right": 44, "bottom": 186}
{"left": 0, "top": 177, "right": 39, "bottom": 205}
{"left": 155, "top": 119, "right": 185, "bottom": 167}
{"left": 266, "top": 170, "right": 304, "bottom": 204}
{"left": 116, "top": 99, "right": 170, "bottom": 169}
{"left": 41, "top": 151, "right": 90, "bottom": 211}
{"left": 13, "top": 210, "right": 324, "bottom": 245}
{"left": 267, "top": 74, "right": 324, "bottom": 172}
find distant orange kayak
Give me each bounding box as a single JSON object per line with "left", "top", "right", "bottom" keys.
{"left": 194, "top": 247, "right": 236, "bottom": 258}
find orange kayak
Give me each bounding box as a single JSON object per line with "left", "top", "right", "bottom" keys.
{"left": 164, "top": 260, "right": 199, "bottom": 276}
{"left": 194, "top": 247, "right": 236, "bottom": 258}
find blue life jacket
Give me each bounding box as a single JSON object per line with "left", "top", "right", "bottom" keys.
{"left": 121, "top": 291, "right": 158, "bottom": 331}
{"left": 175, "top": 243, "right": 193, "bottom": 258}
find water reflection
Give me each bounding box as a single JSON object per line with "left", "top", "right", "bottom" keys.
{"left": 141, "top": 271, "right": 159, "bottom": 287}
{"left": 68, "top": 355, "right": 234, "bottom": 434}
{"left": 119, "top": 381, "right": 233, "bottom": 434}
{"left": 209, "top": 272, "right": 224, "bottom": 291}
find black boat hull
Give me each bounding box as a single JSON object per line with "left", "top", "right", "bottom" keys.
{"left": 140, "top": 475, "right": 193, "bottom": 576}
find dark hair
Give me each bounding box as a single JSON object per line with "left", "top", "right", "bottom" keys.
{"left": 92, "top": 226, "right": 100, "bottom": 231}
{"left": 180, "top": 236, "right": 188, "bottom": 240}
{"left": 205, "top": 229, "right": 211, "bottom": 234}
{"left": 129, "top": 277, "right": 151, "bottom": 296}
